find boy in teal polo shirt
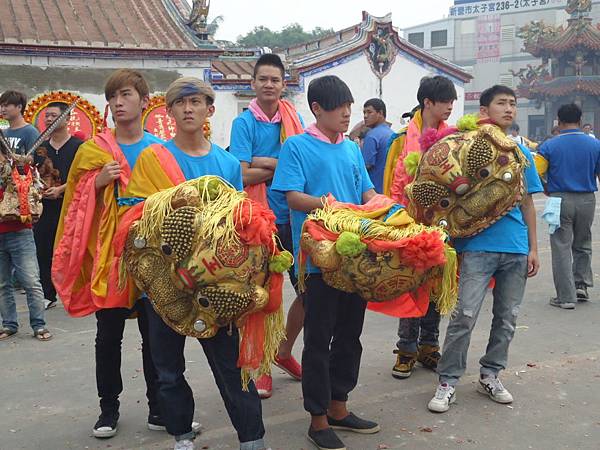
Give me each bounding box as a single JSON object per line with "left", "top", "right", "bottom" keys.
{"left": 273, "top": 75, "right": 379, "bottom": 450}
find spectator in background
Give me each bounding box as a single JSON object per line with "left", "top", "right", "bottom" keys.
{"left": 34, "top": 102, "right": 82, "bottom": 310}
{"left": 583, "top": 123, "right": 596, "bottom": 138}
{"left": 508, "top": 123, "right": 525, "bottom": 146}
{"left": 537, "top": 104, "right": 600, "bottom": 309}
{"left": 361, "top": 98, "right": 393, "bottom": 193}
{"left": 0, "top": 90, "right": 51, "bottom": 341}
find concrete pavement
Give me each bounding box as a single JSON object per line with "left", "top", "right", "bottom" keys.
{"left": 1, "top": 195, "right": 599, "bottom": 450}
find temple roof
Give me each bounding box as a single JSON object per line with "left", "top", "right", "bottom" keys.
{"left": 521, "top": 18, "right": 600, "bottom": 57}
{"left": 0, "top": 0, "right": 219, "bottom": 57}
{"left": 209, "top": 12, "right": 471, "bottom": 87}
{"left": 519, "top": 76, "right": 600, "bottom": 98}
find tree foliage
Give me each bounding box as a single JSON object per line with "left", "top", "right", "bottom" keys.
{"left": 237, "top": 23, "right": 334, "bottom": 49}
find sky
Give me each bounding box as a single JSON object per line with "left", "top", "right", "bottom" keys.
{"left": 202, "top": 0, "right": 455, "bottom": 42}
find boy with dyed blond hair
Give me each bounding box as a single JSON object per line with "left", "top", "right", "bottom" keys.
{"left": 53, "top": 69, "right": 168, "bottom": 438}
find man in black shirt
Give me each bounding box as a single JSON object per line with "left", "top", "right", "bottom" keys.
{"left": 34, "top": 102, "right": 82, "bottom": 309}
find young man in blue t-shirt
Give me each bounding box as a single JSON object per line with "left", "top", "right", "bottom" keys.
{"left": 428, "top": 85, "right": 543, "bottom": 413}
{"left": 272, "top": 75, "right": 380, "bottom": 450}
{"left": 55, "top": 69, "right": 166, "bottom": 439}
{"left": 122, "top": 77, "right": 266, "bottom": 450}
{"left": 537, "top": 103, "right": 600, "bottom": 308}
{"left": 230, "top": 54, "right": 305, "bottom": 398}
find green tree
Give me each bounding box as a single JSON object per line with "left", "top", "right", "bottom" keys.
{"left": 237, "top": 23, "right": 334, "bottom": 48}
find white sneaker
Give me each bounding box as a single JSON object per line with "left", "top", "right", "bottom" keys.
{"left": 477, "top": 376, "right": 513, "bottom": 403}
{"left": 428, "top": 383, "right": 456, "bottom": 412}
{"left": 174, "top": 439, "right": 195, "bottom": 450}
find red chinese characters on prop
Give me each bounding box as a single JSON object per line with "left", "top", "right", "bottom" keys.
{"left": 143, "top": 94, "right": 211, "bottom": 141}
{"left": 144, "top": 105, "right": 177, "bottom": 141}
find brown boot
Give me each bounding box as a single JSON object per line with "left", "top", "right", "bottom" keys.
{"left": 392, "top": 350, "right": 417, "bottom": 379}
{"left": 417, "top": 344, "right": 441, "bottom": 371}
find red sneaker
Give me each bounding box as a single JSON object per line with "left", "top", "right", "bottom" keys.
{"left": 255, "top": 374, "right": 272, "bottom": 399}
{"left": 274, "top": 355, "right": 302, "bottom": 381}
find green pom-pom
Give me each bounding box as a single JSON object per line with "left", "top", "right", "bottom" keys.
{"left": 457, "top": 114, "right": 479, "bottom": 132}
{"left": 403, "top": 151, "right": 421, "bottom": 177}
{"left": 269, "top": 250, "right": 294, "bottom": 273}
{"left": 206, "top": 179, "right": 222, "bottom": 200}
{"left": 335, "top": 231, "right": 366, "bottom": 257}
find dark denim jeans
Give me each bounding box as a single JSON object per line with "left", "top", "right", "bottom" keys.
{"left": 0, "top": 229, "right": 45, "bottom": 331}
{"left": 437, "top": 252, "right": 528, "bottom": 386}
{"left": 396, "top": 301, "right": 440, "bottom": 353}
{"left": 143, "top": 300, "right": 265, "bottom": 447}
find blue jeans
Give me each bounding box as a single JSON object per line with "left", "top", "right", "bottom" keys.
{"left": 396, "top": 301, "right": 440, "bottom": 353}
{"left": 0, "top": 229, "right": 46, "bottom": 332}
{"left": 437, "top": 252, "right": 528, "bottom": 386}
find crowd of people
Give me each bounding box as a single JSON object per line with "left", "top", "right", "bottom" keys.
{"left": 0, "top": 53, "right": 599, "bottom": 450}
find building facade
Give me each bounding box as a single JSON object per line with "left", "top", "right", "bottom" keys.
{"left": 403, "top": 0, "right": 600, "bottom": 139}
{"left": 208, "top": 12, "right": 471, "bottom": 142}
{"left": 0, "top": 4, "right": 469, "bottom": 145}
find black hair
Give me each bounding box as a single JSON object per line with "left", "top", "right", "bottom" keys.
{"left": 557, "top": 103, "right": 582, "bottom": 124}
{"left": 363, "top": 98, "right": 387, "bottom": 118}
{"left": 0, "top": 90, "right": 27, "bottom": 112}
{"left": 417, "top": 76, "right": 457, "bottom": 109}
{"left": 253, "top": 53, "right": 285, "bottom": 78}
{"left": 583, "top": 123, "right": 593, "bottom": 128}
{"left": 46, "top": 102, "right": 70, "bottom": 113}
{"left": 307, "top": 75, "right": 354, "bottom": 114}
{"left": 480, "top": 85, "right": 517, "bottom": 107}
{"left": 509, "top": 123, "right": 520, "bottom": 133}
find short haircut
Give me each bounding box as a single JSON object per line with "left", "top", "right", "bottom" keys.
{"left": 364, "top": 98, "right": 387, "bottom": 118}
{"left": 0, "top": 90, "right": 27, "bottom": 112}
{"left": 46, "top": 102, "right": 70, "bottom": 113}
{"left": 509, "top": 123, "right": 520, "bottom": 133}
{"left": 417, "top": 76, "right": 457, "bottom": 109}
{"left": 557, "top": 103, "right": 582, "bottom": 124}
{"left": 583, "top": 123, "right": 593, "bottom": 128}
{"left": 165, "top": 77, "right": 215, "bottom": 107}
{"left": 104, "top": 69, "right": 150, "bottom": 101}
{"left": 253, "top": 53, "right": 285, "bottom": 78}
{"left": 308, "top": 75, "right": 354, "bottom": 113}
{"left": 480, "top": 85, "right": 516, "bottom": 107}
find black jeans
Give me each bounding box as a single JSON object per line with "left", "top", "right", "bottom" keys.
{"left": 95, "top": 302, "right": 160, "bottom": 416}
{"left": 33, "top": 200, "right": 61, "bottom": 303}
{"left": 302, "top": 275, "right": 367, "bottom": 416}
{"left": 143, "top": 299, "right": 265, "bottom": 443}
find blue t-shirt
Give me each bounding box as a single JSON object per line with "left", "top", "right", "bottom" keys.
{"left": 361, "top": 123, "right": 393, "bottom": 194}
{"left": 538, "top": 129, "right": 600, "bottom": 193}
{"left": 164, "top": 140, "right": 243, "bottom": 190}
{"left": 229, "top": 109, "right": 304, "bottom": 224}
{"left": 453, "top": 144, "right": 543, "bottom": 255}
{"left": 272, "top": 133, "right": 374, "bottom": 273}
{"left": 4, "top": 124, "right": 40, "bottom": 154}
{"left": 120, "top": 132, "right": 164, "bottom": 170}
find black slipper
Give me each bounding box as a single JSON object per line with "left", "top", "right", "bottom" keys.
{"left": 307, "top": 426, "right": 346, "bottom": 450}
{"left": 327, "top": 412, "right": 380, "bottom": 434}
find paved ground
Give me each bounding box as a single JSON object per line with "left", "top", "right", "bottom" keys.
{"left": 1, "top": 195, "right": 600, "bottom": 450}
